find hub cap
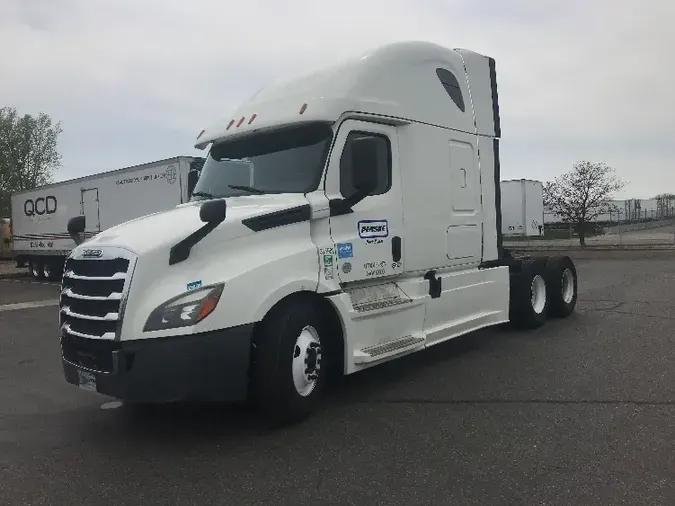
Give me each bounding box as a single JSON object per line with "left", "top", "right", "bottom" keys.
{"left": 292, "top": 325, "right": 322, "bottom": 397}
{"left": 561, "top": 268, "right": 575, "bottom": 304}
{"left": 530, "top": 274, "right": 546, "bottom": 314}
{"left": 43, "top": 264, "right": 51, "bottom": 279}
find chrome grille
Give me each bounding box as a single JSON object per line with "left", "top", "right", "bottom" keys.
{"left": 59, "top": 247, "right": 137, "bottom": 341}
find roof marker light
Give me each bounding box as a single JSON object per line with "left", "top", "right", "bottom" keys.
{"left": 236, "top": 116, "right": 245, "bottom": 127}
{"left": 248, "top": 114, "right": 257, "bottom": 124}
{"left": 226, "top": 120, "right": 235, "bottom": 130}
{"left": 299, "top": 103, "right": 308, "bottom": 115}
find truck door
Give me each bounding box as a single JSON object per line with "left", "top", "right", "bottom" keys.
{"left": 325, "top": 119, "right": 404, "bottom": 284}
{"left": 80, "top": 188, "right": 100, "bottom": 233}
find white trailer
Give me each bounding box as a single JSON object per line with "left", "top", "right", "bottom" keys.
{"left": 501, "top": 179, "right": 544, "bottom": 237}
{"left": 11, "top": 156, "right": 204, "bottom": 280}
{"left": 58, "top": 41, "right": 579, "bottom": 425}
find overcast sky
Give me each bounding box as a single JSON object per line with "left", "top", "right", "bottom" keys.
{"left": 1, "top": 0, "right": 672, "bottom": 199}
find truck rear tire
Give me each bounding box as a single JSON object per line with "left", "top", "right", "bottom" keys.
{"left": 250, "top": 298, "right": 329, "bottom": 425}
{"left": 509, "top": 259, "right": 549, "bottom": 329}
{"left": 545, "top": 256, "right": 577, "bottom": 318}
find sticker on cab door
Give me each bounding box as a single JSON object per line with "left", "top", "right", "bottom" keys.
{"left": 337, "top": 242, "right": 353, "bottom": 259}
{"left": 358, "top": 220, "right": 389, "bottom": 239}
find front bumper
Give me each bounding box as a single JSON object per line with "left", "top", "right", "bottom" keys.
{"left": 61, "top": 324, "right": 255, "bottom": 403}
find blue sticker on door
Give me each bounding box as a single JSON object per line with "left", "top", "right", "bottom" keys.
{"left": 337, "top": 242, "right": 353, "bottom": 259}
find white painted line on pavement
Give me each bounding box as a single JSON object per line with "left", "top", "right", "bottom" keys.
{"left": 0, "top": 299, "right": 60, "bottom": 312}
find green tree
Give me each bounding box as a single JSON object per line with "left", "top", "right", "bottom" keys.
{"left": 543, "top": 161, "right": 626, "bottom": 247}
{"left": 0, "top": 107, "right": 62, "bottom": 216}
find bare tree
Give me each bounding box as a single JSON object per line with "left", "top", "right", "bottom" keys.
{"left": 655, "top": 193, "right": 675, "bottom": 219}
{"left": 543, "top": 161, "right": 626, "bottom": 247}
{"left": 0, "top": 107, "right": 62, "bottom": 216}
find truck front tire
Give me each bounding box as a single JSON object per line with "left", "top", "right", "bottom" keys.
{"left": 251, "top": 297, "right": 330, "bottom": 425}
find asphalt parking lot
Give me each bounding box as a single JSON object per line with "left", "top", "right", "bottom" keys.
{"left": 2, "top": 253, "right": 675, "bottom": 505}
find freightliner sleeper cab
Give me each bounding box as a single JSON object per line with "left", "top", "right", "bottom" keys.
{"left": 59, "top": 41, "right": 578, "bottom": 424}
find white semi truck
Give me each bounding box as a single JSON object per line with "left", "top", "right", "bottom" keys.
{"left": 10, "top": 156, "right": 205, "bottom": 280}
{"left": 59, "top": 41, "right": 578, "bottom": 424}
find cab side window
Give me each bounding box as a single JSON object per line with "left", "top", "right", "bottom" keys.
{"left": 339, "top": 132, "right": 391, "bottom": 199}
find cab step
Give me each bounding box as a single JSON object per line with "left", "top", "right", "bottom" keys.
{"left": 347, "top": 282, "right": 413, "bottom": 313}
{"left": 354, "top": 334, "right": 426, "bottom": 364}
{"left": 352, "top": 297, "right": 412, "bottom": 313}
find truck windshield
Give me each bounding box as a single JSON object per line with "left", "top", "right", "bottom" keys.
{"left": 191, "top": 122, "right": 333, "bottom": 200}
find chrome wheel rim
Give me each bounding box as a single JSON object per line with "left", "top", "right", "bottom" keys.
{"left": 43, "top": 264, "right": 51, "bottom": 279}
{"left": 292, "top": 325, "right": 322, "bottom": 397}
{"left": 562, "top": 268, "right": 575, "bottom": 304}
{"left": 531, "top": 274, "right": 547, "bottom": 314}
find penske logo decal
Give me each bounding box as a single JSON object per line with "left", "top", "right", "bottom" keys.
{"left": 357, "top": 219, "right": 389, "bottom": 239}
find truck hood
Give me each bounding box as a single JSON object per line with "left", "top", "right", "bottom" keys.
{"left": 78, "top": 194, "right": 310, "bottom": 255}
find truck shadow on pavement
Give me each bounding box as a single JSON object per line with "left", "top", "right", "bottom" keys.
{"left": 80, "top": 318, "right": 572, "bottom": 450}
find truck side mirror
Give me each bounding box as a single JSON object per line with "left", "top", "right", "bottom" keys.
{"left": 350, "top": 137, "right": 379, "bottom": 195}
{"left": 170, "top": 198, "right": 226, "bottom": 266}
{"left": 199, "top": 199, "right": 227, "bottom": 224}
{"left": 67, "top": 215, "right": 86, "bottom": 245}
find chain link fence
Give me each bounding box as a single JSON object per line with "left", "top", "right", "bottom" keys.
{"left": 504, "top": 211, "right": 675, "bottom": 249}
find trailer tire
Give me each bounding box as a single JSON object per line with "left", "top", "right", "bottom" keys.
{"left": 43, "top": 259, "right": 62, "bottom": 281}
{"left": 250, "top": 297, "right": 329, "bottom": 425}
{"left": 29, "top": 258, "right": 45, "bottom": 280}
{"left": 545, "top": 256, "right": 577, "bottom": 318}
{"left": 44, "top": 257, "right": 65, "bottom": 281}
{"left": 509, "top": 259, "right": 549, "bottom": 329}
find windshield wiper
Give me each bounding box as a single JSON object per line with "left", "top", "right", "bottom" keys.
{"left": 191, "top": 191, "right": 216, "bottom": 199}
{"left": 228, "top": 184, "right": 266, "bottom": 195}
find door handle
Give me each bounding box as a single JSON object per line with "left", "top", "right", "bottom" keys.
{"left": 460, "top": 168, "right": 467, "bottom": 188}
{"left": 391, "top": 236, "right": 401, "bottom": 262}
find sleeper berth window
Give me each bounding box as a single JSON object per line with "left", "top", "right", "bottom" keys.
{"left": 435, "top": 68, "right": 465, "bottom": 112}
